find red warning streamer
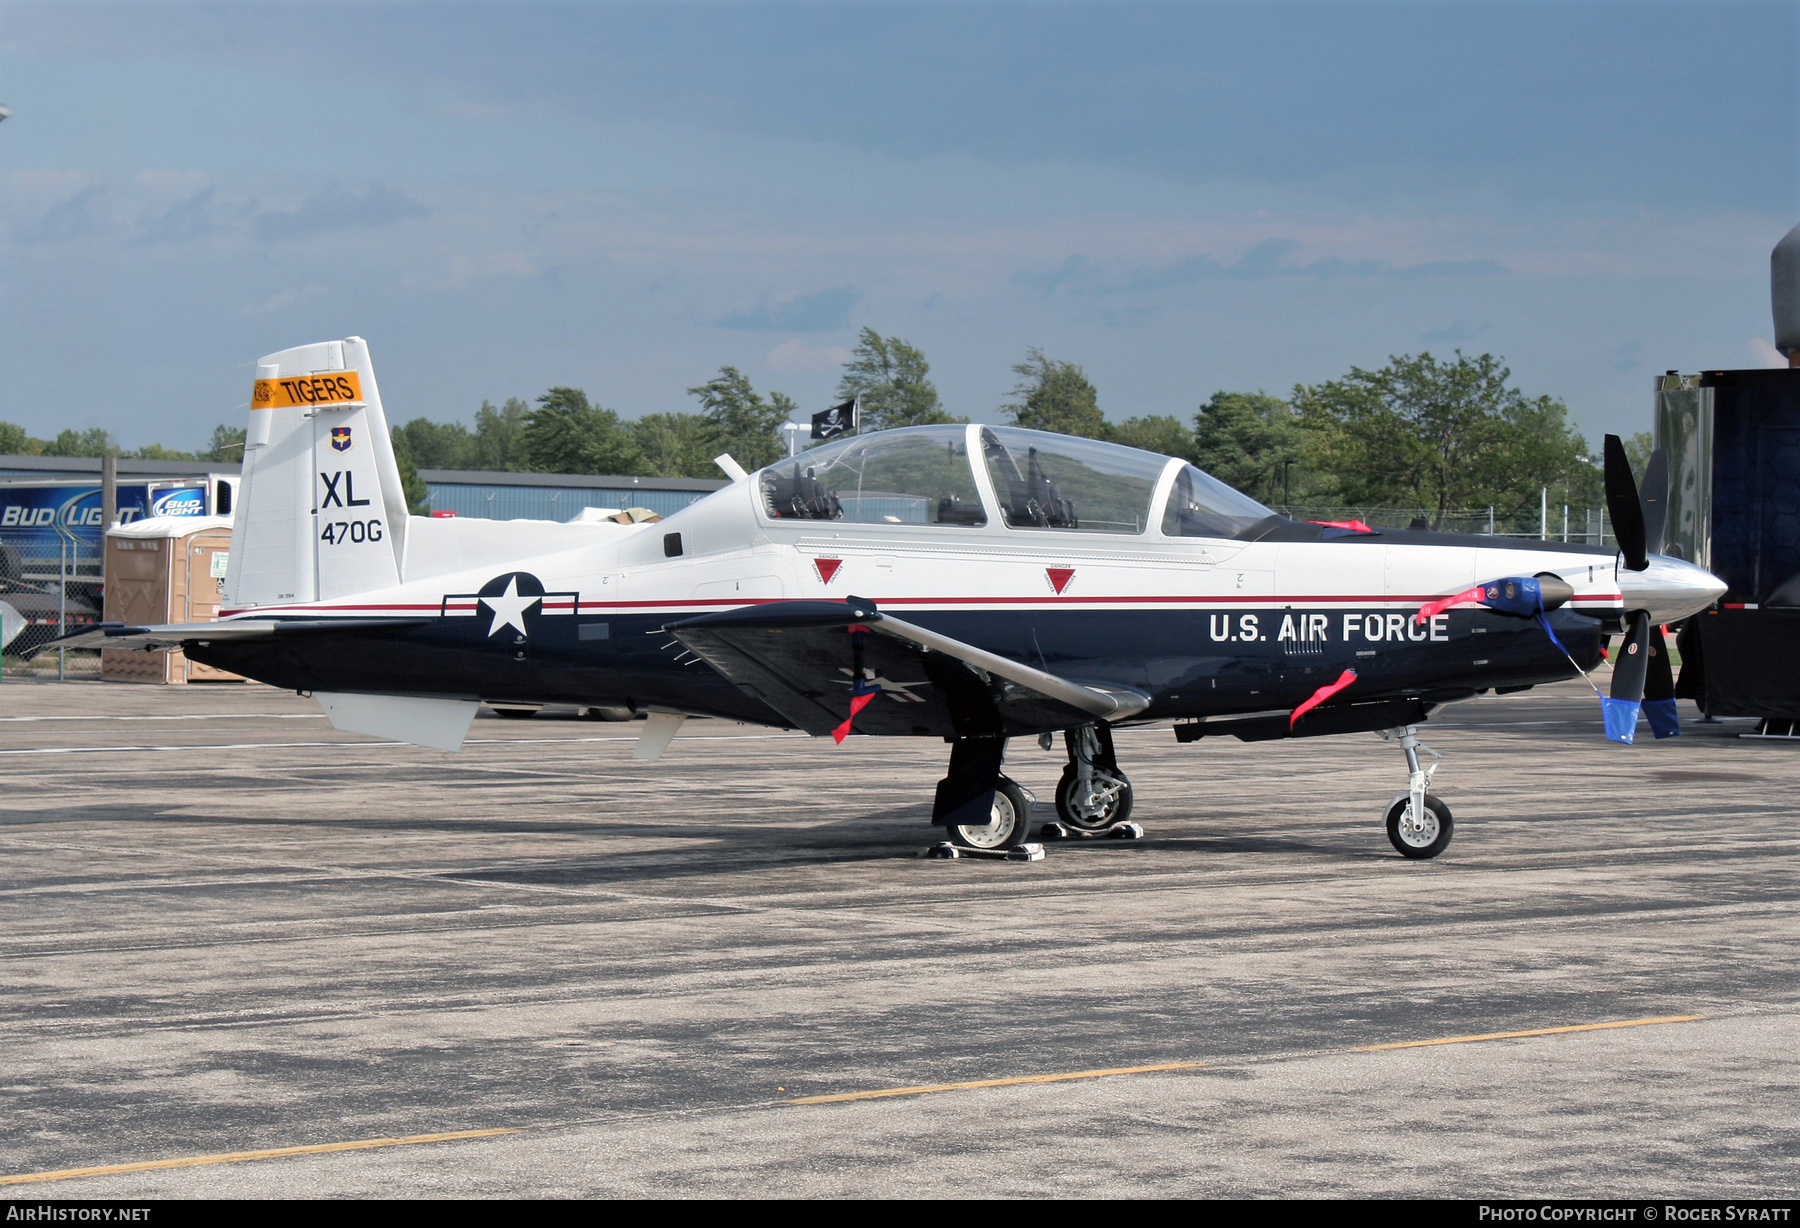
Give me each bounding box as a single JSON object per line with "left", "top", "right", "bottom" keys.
{"left": 832, "top": 692, "right": 877, "bottom": 744}
{"left": 1289, "top": 668, "right": 1357, "bottom": 729}
{"left": 1414, "top": 585, "right": 1487, "bottom": 624}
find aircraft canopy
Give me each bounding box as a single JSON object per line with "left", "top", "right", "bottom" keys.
{"left": 757, "top": 424, "right": 1275, "bottom": 539}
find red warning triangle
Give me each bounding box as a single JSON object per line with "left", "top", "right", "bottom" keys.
{"left": 815, "top": 558, "right": 843, "bottom": 584}
{"left": 1046, "top": 567, "right": 1075, "bottom": 595}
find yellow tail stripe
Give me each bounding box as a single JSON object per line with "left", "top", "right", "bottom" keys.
{"left": 0, "top": 1128, "right": 520, "bottom": 1187}
{"left": 785, "top": 1061, "right": 1209, "bottom": 1105}
{"left": 1353, "top": 1014, "right": 1706, "bottom": 1051}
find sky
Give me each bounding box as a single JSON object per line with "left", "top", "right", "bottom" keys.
{"left": 2, "top": 1, "right": 1796, "bottom": 453}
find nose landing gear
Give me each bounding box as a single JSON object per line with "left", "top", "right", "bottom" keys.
{"left": 1378, "top": 725, "right": 1453, "bottom": 859}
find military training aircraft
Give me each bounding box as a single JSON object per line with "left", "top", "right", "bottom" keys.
{"left": 50, "top": 338, "right": 1728, "bottom": 858}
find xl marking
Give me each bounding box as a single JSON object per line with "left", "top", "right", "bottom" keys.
{"left": 319, "top": 471, "right": 372, "bottom": 509}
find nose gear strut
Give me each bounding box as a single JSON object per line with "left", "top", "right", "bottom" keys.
{"left": 1376, "top": 725, "right": 1453, "bottom": 859}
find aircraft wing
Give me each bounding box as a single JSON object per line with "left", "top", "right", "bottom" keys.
{"left": 665, "top": 599, "right": 1148, "bottom": 738}
{"left": 30, "top": 618, "right": 432, "bottom": 655}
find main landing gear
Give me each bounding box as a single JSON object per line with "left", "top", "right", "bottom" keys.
{"left": 946, "top": 777, "right": 1034, "bottom": 851}
{"left": 929, "top": 725, "right": 1139, "bottom": 856}
{"left": 932, "top": 737, "right": 1038, "bottom": 851}
{"left": 1039, "top": 724, "right": 1141, "bottom": 841}
{"left": 1053, "top": 724, "right": 1134, "bottom": 832}
{"left": 1378, "top": 725, "right": 1454, "bottom": 859}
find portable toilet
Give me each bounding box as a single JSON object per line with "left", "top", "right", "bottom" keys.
{"left": 101, "top": 516, "right": 242, "bottom": 683}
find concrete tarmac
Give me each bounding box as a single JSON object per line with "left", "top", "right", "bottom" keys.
{"left": 0, "top": 678, "right": 1795, "bottom": 1198}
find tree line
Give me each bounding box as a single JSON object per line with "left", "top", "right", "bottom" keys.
{"left": 0, "top": 422, "right": 246, "bottom": 464}
{"left": 0, "top": 328, "right": 1637, "bottom": 529}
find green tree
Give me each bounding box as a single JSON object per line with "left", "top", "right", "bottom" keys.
{"left": 687, "top": 367, "right": 791, "bottom": 472}
{"left": 472, "top": 398, "right": 531, "bottom": 471}
{"left": 1108, "top": 414, "right": 1195, "bottom": 461}
{"left": 0, "top": 421, "right": 43, "bottom": 455}
{"left": 1623, "top": 431, "right": 1655, "bottom": 482}
{"left": 1292, "top": 351, "right": 1594, "bottom": 529}
{"left": 1192, "top": 392, "right": 1314, "bottom": 507}
{"left": 1003, "top": 347, "right": 1106, "bottom": 438}
{"left": 129, "top": 443, "right": 197, "bottom": 461}
{"left": 200, "top": 424, "right": 246, "bottom": 463}
{"left": 519, "top": 387, "right": 643, "bottom": 476}
{"left": 388, "top": 429, "right": 433, "bottom": 514}
{"left": 633, "top": 412, "right": 722, "bottom": 478}
{"left": 44, "top": 427, "right": 116, "bottom": 457}
{"left": 836, "top": 328, "right": 954, "bottom": 430}
{"left": 394, "top": 417, "right": 477, "bottom": 470}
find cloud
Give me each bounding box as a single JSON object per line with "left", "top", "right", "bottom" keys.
{"left": 1749, "top": 337, "right": 1789, "bottom": 368}
{"left": 765, "top": 339, "right": 852, "bottom": 372}
{"left": 139, "top": 185, "right": 232, "bottom": 244}
{"left": 255, "top": 186, "right": 429, "bottom": 243}
{"left": 19, "top": 185, "right": 110, "bottom": 244}
{"left": 1422, "top": 320, "right": 1493, "bottom": 344}
{"left": 244, "top": 283, "right": 326, "bottom": 315}
{"left": 1612, "top": 339, "right": 1643, "bottom": 373}
{"left": 1022, "top": 241, "right": 1508, "bottom": 295}
{"left": 719, "top": 286, "right": 859, "bottom": 331}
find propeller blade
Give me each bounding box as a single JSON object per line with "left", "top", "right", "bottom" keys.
{"left": 1640, "top": 447, "right": 1669, "bottom": 559}
{"left": 1602, "top": 609, "right": 1652, "bottom": 743}
{"left": 1610, "top": 610, "right": 1651, "bottom": 702}
{"left": 1603, "top": 434, "right": 1648, "bottom": 572}
{"left": 1642, "top": 622, "right": 1680, "bottom": 739}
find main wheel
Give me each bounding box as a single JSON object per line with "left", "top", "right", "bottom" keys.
{"left": 1054, "top": 766, "right": 1133, "bottom": 831}
{"left": 948, "top": 777, "right": 1033, "bottom": 850}
{"left": 1385, "top": 794, "right": 1454, "bottom": 860}
{"left": 493, "top": 706, "right": 539, "bottom": 720}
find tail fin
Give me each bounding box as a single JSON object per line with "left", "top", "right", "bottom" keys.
{"left": 225, "top": 338, "right": 408, "bottom": 608}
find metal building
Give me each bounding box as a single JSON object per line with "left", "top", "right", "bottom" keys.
{"left": 0, "top": 454, "right": 725, "bottom": 522}
{"left": 418, "top": 470, "right": 724, "bottom": 520}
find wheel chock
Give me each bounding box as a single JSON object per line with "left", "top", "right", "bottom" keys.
{"left": 1039, "top": 821, "right": 1143, "bottom": 842}
{"left": 922, "top": 842, "right": 1045, "bottom": 862}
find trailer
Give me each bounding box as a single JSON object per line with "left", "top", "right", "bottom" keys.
{"left": 1660, "top": 367, "right": 1800, "bottom": 730}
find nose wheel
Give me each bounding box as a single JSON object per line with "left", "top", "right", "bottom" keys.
{"left": 1377, "top": 724, "right": 1453, "bottom": 859}
{"left": 1385, "top": 793, "right": 1453, "bottom": 859}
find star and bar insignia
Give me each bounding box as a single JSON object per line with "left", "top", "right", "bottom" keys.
{"left": 441, "top": 574, "right": 579, "bottom": 638}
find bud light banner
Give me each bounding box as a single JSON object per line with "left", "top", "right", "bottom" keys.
{"left": 0, "top": 481, "right": 209, "bottom": 548}
{"left": 150, "top": 486, "right": 208, "bottom": 518}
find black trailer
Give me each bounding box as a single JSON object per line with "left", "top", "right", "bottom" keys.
{"left": 1661, "top": 367, "right": 1800, "bottom": 730}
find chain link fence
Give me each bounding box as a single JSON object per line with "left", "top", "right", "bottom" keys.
{"left": 0, "top": 528, "right": 102, "bottom": 680}
{"left": 1281, "top": 504, "right": 1616, "bottom": 545}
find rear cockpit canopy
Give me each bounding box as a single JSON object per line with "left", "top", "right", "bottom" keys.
{"left": 756, "top": 423, "right": 1277, "bottom": 540}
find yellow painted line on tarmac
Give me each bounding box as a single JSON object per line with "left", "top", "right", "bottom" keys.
{"left": 3, "top": 1017, "right": 1714, "bottom": 1179}
{"left": 784, "top": 1061, "right": 1210, "bottom": 1105}
{"left": 0, "top": 1128, "right": 520, "bottom": 1187}
{"left": 791, "top": 1015, "right": 1711, "bottom": 1105}
{"left": 1353, "top": 1014, "right": 1707, "bottom": 1051}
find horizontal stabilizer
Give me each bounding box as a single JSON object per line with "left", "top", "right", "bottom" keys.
{"left": 665, "top": 599, "right": 1148, "bottom": 739}
{"left": 315, "top": 691, "right": 479, "bottom": 752}
{"left": 0, "top": 601, "right": 23, "bottom": 652}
